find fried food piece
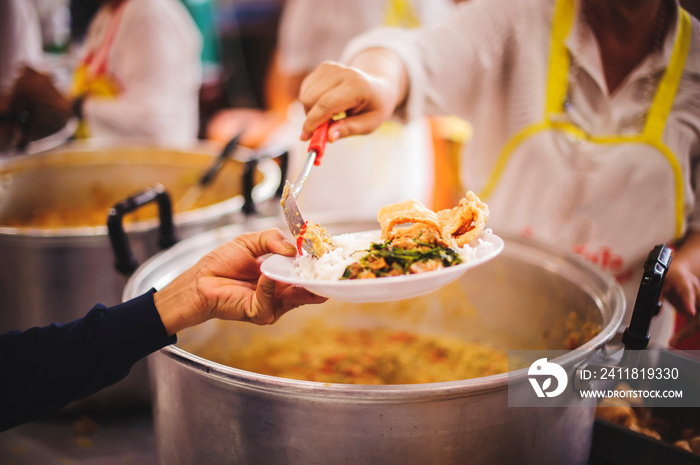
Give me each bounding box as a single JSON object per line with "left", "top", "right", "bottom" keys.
{"left": 675, "top": 440, "right": 694, "bottom": 453}
{"left": 377, "top": 199, "right": 441, "bottom": 240}
{"left": 437, "top": 191, "right": 489, "bottom": 246}
{"left": 595, "top": 398, "right": 638, "bottom": 428}
{"left": 299, "top": 221, "right": 335, "bottom": 257}
{"left": 564, "top": 311, "right": 602, "bottom": 350}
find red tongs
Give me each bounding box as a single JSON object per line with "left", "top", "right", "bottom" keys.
{"left": 281, "top": 120, "right": 330, "bottom": 255}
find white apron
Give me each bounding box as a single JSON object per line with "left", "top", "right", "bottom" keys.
{"left": 477, "top": 0, "right": 692, "bottom": 343}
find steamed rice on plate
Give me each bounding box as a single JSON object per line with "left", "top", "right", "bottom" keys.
{"left": 293, "top": 191, "right": 495, "bottom": 282}
{"left": 294, "top": 228, "right": 497, "bottom": 282}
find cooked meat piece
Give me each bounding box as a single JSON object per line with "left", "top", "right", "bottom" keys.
{"left": 409, "top": 259, "right": 443, "bottom": 274}
{"left": 367, "top": 257, "right": 388, "bottom": 271}
{"left": 437, "top": 191, "right": 489, "bottom": 246}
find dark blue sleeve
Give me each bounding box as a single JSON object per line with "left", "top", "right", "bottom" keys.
{"left": 0, "top": 289, "right": 176, "bottom": 432}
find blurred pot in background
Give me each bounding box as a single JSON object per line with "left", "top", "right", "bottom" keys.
{"left": 0, "top": 141, "right": 284, "bottom": 407}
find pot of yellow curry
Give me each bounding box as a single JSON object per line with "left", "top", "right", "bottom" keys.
{"left": 0, "top": 140, "right": 284, "bottom": 405}
{"left": 123, "top": 215, "right": 625, "bottom": 465}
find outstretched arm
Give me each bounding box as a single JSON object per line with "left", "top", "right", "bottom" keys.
{"left": 0, "top": 228, "right": 325, "bottom": 431}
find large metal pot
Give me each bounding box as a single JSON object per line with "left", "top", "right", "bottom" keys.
{"left": 124, "top": 217, "right": 626, "bottom": 464}
{"left": 0, "top": 142, "right": 283, "bottom": 406}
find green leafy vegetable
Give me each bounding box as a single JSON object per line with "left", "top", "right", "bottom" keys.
{"left": 342, "top": 238, "right": 463, "bottom": 279}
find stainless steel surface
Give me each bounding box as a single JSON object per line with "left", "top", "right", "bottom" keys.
{"left": 0, "top": 408, "right": 157, "bottom": 464}
{"left": 281, "top": 148, "right": 317, "bottom": 254}
{"left": 290, "top": 148, "right": 318, "bottom": 199}
{"left": 0, "top": 141, "right": 281, "bottom": 407}
{"left": 281, "top": 179, "right": 306, "bottom": 238}
{"left": 282, "top": 121, "right": 329, "bottom": 255}
{"left": 124, "top": 217, "right": 626, "bottom": 465}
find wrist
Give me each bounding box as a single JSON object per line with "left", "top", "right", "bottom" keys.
{"left": 349, "top": 48, "right": 408, "bottom": 112}
{"left": 153, "top": 269, "right": 208, "bottom": 336}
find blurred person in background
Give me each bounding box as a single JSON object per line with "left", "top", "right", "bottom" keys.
{"left": 0, "top": 0, "right": 47, "bottom": 150}
{"left": 0, "top": 0, "right": 44, "bottom": 95}
{"left": 1, "top": 228, "right": 326, "bottom": 432}
{"left": 208, "top": 0, "right": 456, "bottom": 218}
{"left": 7, "top": 0, "right": 202, "bottom": 147}
{"left": 31, "top": 0, "right": 72, "bottom": 53}
{"left": 297, "top": 0, "right": 700, "bottom": 348}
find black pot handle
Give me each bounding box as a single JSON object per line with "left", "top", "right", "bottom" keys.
{"left": 242, "top": 147, "right": 289, "bottom": 216}
{"left": 107, "top": 184, "right": 178, "bottom": 276}
{"left": 621, "top": 244, "right": 672, "bottom": 350}
{"left": 242, "top": 158, "right": 258, "bottom": 215}
{"left": 275, "top": 150, "right": 289, "bottom": 197}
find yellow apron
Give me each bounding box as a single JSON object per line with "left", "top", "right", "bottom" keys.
{"left": 380, "top": 0, "right": 421, "bottom": 137}
{"left": 478, "top": 0, "right": 692, "bottom": 320}
{"left": 70, "top": 1, "right": 128, "bottom": 138}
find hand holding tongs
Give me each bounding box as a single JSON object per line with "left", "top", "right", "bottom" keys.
{"left": 281, "top": 120, "right": 330, "bottom": 255}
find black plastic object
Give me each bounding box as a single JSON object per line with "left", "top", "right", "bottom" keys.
{"left": 621, "top": 244, "right": 673, "bottom": 350}
{"left": 107, "top": 184, "right": 178, "bottom": 276}
{"left": 242, "top": 147, "right": 289, "bottom": 215}
{"left": 274, "top": 149, "right": 289, "bottom": 197}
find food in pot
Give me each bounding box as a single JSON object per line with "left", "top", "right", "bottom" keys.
{"left": 0, "top": 185, "right": 155, "bottom": 228}
{"left": 293, "top": 192, "right": 492, "bottom": 280}
{"left": 0, "top": 176, "right": 243, "bottom": 229}
{"left": 196, "top": 323, "right": 508, "bottom": 384}
{"left": 564, "top": 311, "right": 602, "bottom": 349}
{"left": 3, "top": 204, "right": 154, "bottom": 228}
{"left": 596, "top": 386, "right": 700, "bottom": 456}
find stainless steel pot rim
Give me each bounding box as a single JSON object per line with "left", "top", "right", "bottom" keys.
{"left": 0, "top": 144, "right": 281, "bottom": 238}
{"left": 132, "top": 223, "right": 626, "bottom": 402}
{"left": 155, "top": 338, "right": 610, "bottom": 402}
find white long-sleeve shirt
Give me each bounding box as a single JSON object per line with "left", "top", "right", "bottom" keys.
{"left": 80, "top": 0, "right": 202, "bottom": 146}
{"left": 277, "top": 0, "right": 455, "bottom": 75}
{"left": 342, "top": 0, "right": 700, "bottom": 227}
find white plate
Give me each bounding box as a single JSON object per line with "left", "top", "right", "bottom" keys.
{"left": 260, "top": 231, "right": 504, "bottom": 303}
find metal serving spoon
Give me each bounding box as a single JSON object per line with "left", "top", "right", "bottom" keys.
{"left": 281, "top": 120, "right": 330, "bottom": 256}
{"left": 176, "top": 131, "right": 244, "bottom": 212}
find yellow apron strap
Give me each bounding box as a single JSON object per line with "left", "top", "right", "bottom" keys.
{"left": 643, "top": 9, "right": 692, "bottom": 141}
{"left": 639, "top": 8, "right": 693, "bottom": 238}
{"left": 544, "top": 0, "right": 576, "bottom": 117}
{"left": 377, "top": 0, "right": 421, "bottom": 137}
{"left": 383, "top": 0, "right": 421, "bottom": 28}
{"left": 481, "top": 0, "right": 692, "bottom": 234}
{"left": 481, "top": 0, "right": 574, "bottom": 200}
